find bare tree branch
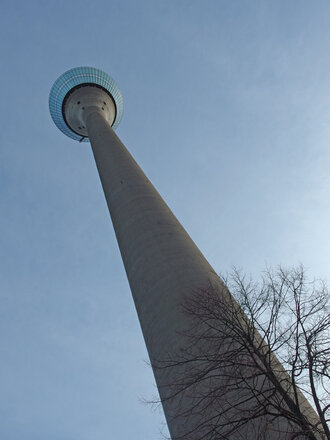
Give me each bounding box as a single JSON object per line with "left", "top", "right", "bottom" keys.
{"left": 153, "top": 266, "right": 329, "bottom": 439}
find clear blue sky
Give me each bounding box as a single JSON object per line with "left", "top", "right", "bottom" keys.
{"left": 1, "top": 1, "right": 330, "bottom": 439}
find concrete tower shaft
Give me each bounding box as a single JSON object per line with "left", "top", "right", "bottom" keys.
{"left": 85, "top": 109, "right": 226, "bottom": 437}
{"left": 84, "top": 110, "right": 320, "bottom": 439}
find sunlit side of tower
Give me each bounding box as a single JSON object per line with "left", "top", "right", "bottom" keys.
{"left": 49, "top": 67, "right": 319, "bottom": 439}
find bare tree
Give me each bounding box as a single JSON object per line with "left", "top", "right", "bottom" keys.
{"left": 153, "top": 266, "right": 330, "bottom": 439}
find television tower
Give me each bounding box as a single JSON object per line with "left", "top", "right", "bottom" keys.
{"left": 49, "top": 67, "right": 319, "bottom": 439}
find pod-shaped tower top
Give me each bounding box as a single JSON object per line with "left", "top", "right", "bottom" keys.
{"left": 49, "top": 66, "right": 124, "bottom": 142}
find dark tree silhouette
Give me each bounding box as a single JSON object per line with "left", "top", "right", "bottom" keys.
{"left": 154, "top": 266, "right": 330, "bottom": 440}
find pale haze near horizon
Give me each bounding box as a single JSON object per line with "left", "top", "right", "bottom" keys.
{"left": 1, "top": 1, "right": 330, "bottom": 439}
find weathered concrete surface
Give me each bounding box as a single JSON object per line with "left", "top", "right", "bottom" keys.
{"left": 85, "top": 110, "right": 319, "bottom": 439}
